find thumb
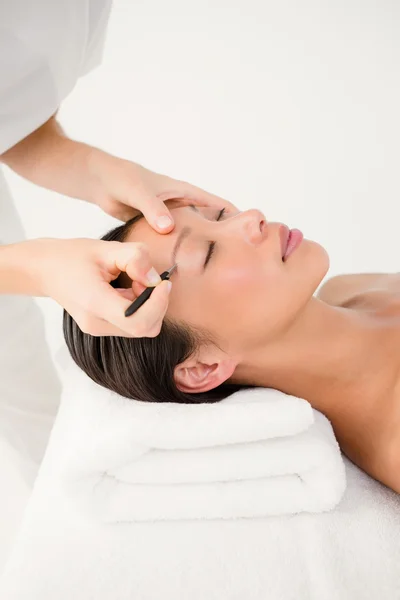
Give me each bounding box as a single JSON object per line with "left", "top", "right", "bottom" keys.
{"left": 139, "top": 196, "right": 175, "bottom": 234}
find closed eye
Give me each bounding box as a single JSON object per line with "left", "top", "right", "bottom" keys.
{"left": 204, "top": 208, "right": 226, "bottom": 268}
{"left": 204, "top": 241, "right": 216, "bottom": 268}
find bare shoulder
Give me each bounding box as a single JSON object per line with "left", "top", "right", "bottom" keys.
{"left": 380, "top": 385, "right": 400, "bottom": 494}
{"left": 361, "top": 434, "right": 400, "bottom": 495}
{"left": 332, "top": 397, "right": 400, "bottom": 495}
{"left": 317, "top": 273, "right": 400, "bottom": 309}
{"left": 381, "top": 429, "right": 400, "bottom": 494}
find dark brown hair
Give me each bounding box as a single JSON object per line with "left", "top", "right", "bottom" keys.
{"left": 63, "top": 215, "right": 242, "bottom": 403}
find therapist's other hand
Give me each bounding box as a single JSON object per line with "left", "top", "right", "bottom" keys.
{"left": 88, "top": 151, "right": 236, "bottom": 232}
{"left": 36, "top": 238, "right": 171, "bottom": 337}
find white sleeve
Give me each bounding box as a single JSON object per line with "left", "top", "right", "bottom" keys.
{"left": 0, "top": 29, "right": 59, "bottom": 155}
{"left": 81, "top": 0, "right": 112, "bottom": 76}
{"left": 0, "top": 0, "right": 112, "bottom": 155}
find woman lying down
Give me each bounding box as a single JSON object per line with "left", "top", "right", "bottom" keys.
{"left": 63, "top": 206, "right": 400, "bottom": 495}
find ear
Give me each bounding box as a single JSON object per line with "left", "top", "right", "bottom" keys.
{"left": 174, "top": 354, "right": 237, "bottom": 394}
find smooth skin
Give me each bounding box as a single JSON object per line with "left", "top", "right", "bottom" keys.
{"left": 123, "top": 205, "right": 400, "bottom": 494}
{"left": 0, "top": 116, "right": 235, "bottom": 336}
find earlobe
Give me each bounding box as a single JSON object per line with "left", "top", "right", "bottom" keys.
{"left": 174, "top": 358, "right": 237, "bottom": 394}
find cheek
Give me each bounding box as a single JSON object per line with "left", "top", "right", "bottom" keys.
{"left": 217, "top": 261, "right": 260, "bottom": 289}
{"left": 167, "top": 255, "right": 291, "bottom": 336}
{"left": 212, "top": 259, "right": 299, "bottom": 332}
{"left": 167, "top": 242, "right": 328, "bottom": 344}
{"left": 166, "top": 262, "right": 260, "bottom": 332}
{"left": 202, "top": 260, "right": 280, "bottom": 329}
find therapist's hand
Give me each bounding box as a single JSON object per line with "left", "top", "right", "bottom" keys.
{"left": 2, "top": 116, "right": 236, "bottom": 233}
{"left": 32, "top": 238, "right": 171, "bottom": 337}
{"left": 87, "top": 150, "right": 236, "bottom": 232}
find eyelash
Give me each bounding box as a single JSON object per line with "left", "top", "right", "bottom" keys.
{"left": 204, "top": 208, "right": 226, "bottom": 267}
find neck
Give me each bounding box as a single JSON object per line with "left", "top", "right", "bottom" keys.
{"left": 233, "top": 297, "right": 392, "bottom": 413}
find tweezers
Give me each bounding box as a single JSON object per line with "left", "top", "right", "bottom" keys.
{"left": 124, "top": 263, "right": 177, "bottom": 317}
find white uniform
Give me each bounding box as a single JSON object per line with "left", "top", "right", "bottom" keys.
{"left": 0, "top": 0, "right": 112, "bottom": 486}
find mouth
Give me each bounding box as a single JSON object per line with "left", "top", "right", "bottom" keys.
{"left": 280, "top": 225, "right": 304, "bottom": 261}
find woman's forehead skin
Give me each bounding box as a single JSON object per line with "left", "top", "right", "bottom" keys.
{"left": 125, "top": 207, "right": 217, "bottom": 272}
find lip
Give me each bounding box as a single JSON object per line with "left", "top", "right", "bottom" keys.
{"left": 279, "top": 225, "right": 290, "bottom": 259}
{"left": 279, "top": 225, "right": 304, "bottom": 261}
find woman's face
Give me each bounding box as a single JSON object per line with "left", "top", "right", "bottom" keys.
{"left": 125, "top": 206, "right": 329, "bottom": 355}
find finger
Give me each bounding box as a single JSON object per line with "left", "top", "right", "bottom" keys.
{"left": 114, "top": 287, "right": 135, "bottom": 301}
{"left": 107, "top": 201, "right": 139, "bottom": 223}
{"left": 119, "top": 207, "right": 140, "bottom": 223}
{"left": 163, "top": 195, "right": 236, "bottom": 213}
{"left": 74, "top": 311, "right": 136, "bottom": 337}
{"left": 131, "top": 281, "right": 146, "bottom": 297}
{"left": 132, "top": 193, "right": 175, "bottom": 234}
{"left": 117, "top": 282, "right": 146, "bottom": 302}
{"left": 159, "top": 192, "right": 237, "bottom": 214}
{"left": 167, "top": 183, "right": 237, "bottom": 212}
{"left": 89, "top": 279, "right": 171, "bottom": 337}
{"left": 102, "top": 242, "right": 161, "bottom": 287}
{"left": 123, "top": 279, "right": 172, "bottom": 336}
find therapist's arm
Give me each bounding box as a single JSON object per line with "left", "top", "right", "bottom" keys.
{"left": 1, "top": 116, "right": 234, "bottom": 231}
{"left": 0, "top": 240, "right": 44, "bottom": 296}
{"left": 1, "top": 116, "right": 120, "bottom": 211}
{"left": 0, "top": 237, "right": 171, "bottom": 337}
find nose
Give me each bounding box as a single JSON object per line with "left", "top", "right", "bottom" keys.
{"left": 220, "top": 209, "right": 267, "bottom": 245}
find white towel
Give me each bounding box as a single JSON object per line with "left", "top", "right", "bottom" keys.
{"left": 57, "top": 355, "right": 346, "bottom": 522}
{"left": 1, "top": 397, "right": 399, "bottom": 600}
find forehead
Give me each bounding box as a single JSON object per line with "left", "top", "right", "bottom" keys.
{"left": 124, "top": 206, "right": 216, "bottom": 271}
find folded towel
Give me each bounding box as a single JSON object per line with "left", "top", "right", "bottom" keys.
{"left": 58, "top": 354, "right": 346, "bottom": 522}
{"left": 1, "top": 399, "right": 398, "bottom": 600}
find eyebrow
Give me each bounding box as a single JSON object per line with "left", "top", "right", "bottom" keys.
{"left": 170, "top": 205, "right": 223, "bottom": 268}
{"left": 171, "top": 226, "right": 192, "bottom": 266}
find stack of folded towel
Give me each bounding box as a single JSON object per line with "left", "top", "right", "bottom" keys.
{"left": 57, "top": 356, "right": 346, "bottom": 522}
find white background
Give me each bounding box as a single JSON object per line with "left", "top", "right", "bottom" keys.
{"left": 1, "top": 0, "right": 400, "bottom": 571}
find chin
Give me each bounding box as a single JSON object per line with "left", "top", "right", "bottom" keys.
{"left": 302, "top": 238, "right": 329, "bottom": 266}
{"left": 315, "top": 241, "right": 330, "bottom": 273}
{"left": 292, "top": 239, "right": 329, "bottom": 291}
{"left": 307, "top": 240, "right": 330, "bottom": 287}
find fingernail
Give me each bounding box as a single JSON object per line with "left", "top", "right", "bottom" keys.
{"left": 155, "top": 216, "right": 173, "bottom": 230}
{"left": 166, "top": 280, "right": 172, "bottom": 293}
{"left": 146, "top": 267, "right": 161, "bottom": 286}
